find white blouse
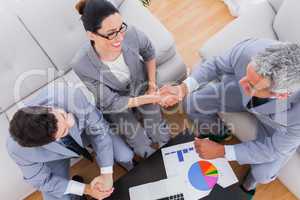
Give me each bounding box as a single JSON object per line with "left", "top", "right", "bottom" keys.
{"left": 103, "top": 53, "right": 131, "bottom": 84}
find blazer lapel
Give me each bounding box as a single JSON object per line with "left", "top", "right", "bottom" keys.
{"left": 122, "top": 45, "right": 137, "bottom": 80}
{"left": 87, "top": 44, "right": 127, "bottom": 91}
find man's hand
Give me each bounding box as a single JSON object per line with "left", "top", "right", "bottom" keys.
{"left": 159, "top": 84, "right": 188, "bottom": 107}
{"left": 91, "top": 174, "right": 113, "bottom": 192}
{"left": 194, "top": 138, "right": 225, "bottom": 159}
{"left": 84, "top": 184, "right": 113, "bottom": 200}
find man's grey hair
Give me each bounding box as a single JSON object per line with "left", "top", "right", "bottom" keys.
{"left": 252, "top": 42, "right": 300, "bottom": 93}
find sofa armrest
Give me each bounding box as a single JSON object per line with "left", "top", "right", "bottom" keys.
{"left": 108, "top": 0, "right": 125, "bottom": 8}
{"left": 199, "top": 0, "right": 277, "bottom": 59}
{"left": 119, "top": 0, "right": 176, "bottom": 65}
{"left": 278, "top": 152, "right": 300, "bottom": 199}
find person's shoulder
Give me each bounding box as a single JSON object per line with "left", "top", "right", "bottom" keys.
{"left": 236, "top": 38, "right": 279, "bottom": 51}
{"left": 125, "top": 25, "right": 138, "bottom": 35}
{"left": 124, "top": 25, "right": 144, "bottom": 42}
{"left": 231, "top": 38, "right": 278, "bottom": 60}
{"left": 6, "top": 135, "right": 24, "bottom": 155}
{"left": 70, "top": 42, "right": 92, "bottom": 71}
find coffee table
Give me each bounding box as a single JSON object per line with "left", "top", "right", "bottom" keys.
{"left": 106, "top": 130, "right": 247, "bottom": 200}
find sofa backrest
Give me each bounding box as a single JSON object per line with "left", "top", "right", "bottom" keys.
{"left": 13, "top": 0, "right": 88, "bottom": 72}
{"left": 108, "top": 0, "right": 125, "bottom": 8}
{"left": 0, "top": 5, "right": 58, "bottom": 113}
{"left": 268, "top": 0, "right": 285, "bottom": 12}
{"left": 0, "top": 113, "right": 35, "bottom": 200}
{"left": 273, "top": 0, "right": 300, "bottom": 43}
{"left": 119, "top": 0, "right": 175, "bottom": 65}
{"left": 0, "top": 1, "right": 86, "bottom": 198}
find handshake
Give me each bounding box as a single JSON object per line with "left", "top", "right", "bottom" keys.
{"left": 84, "top": 174, "right": 114, "bottom": 200}
{"left": 143, "top": 83, "right": 188, "bottom": 107}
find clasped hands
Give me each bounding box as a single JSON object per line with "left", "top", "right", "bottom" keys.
{"left": 84, "top": 174, "right": 114, "bottom": 200}
{"left": 145, "top": 83, "right": 188, "bottom": 107}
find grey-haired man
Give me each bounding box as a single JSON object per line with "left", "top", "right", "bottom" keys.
{"left": 160, "top": 38, "right": 300, "bottom": 199}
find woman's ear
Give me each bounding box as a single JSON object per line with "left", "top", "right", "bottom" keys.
{"left": 87, "top": 31, "right": 96, "bottom": 41}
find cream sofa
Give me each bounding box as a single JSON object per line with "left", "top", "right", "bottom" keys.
{"left": 0, "top": 0, "right": 186, "bottom": 199}
{"left": 199, "top": 0, "right": 300, "bottom": 198}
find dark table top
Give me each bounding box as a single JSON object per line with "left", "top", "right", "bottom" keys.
{"left": 107, "top": 130, "right": 247, "bottom": 200}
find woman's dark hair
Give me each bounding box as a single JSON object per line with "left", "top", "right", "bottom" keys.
{"left": 9, "top": 106, "right": 58, "bottom": 147}
{"left": 75, "top": 0, "right": 119, "bottom": 33}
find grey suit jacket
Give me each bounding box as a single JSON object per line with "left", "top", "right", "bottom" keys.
{"left": 191, "top": 38, "right": 300, "bottom": 165}
{"left": 71, "top": 26, "right": 155, "bottom": 113}
{"left": 6, "top": 85, "right": 114, "bottom": 198}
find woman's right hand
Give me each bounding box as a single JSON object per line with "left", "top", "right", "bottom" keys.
{"left": 91, "top": 174, "right": 113, "bottom": 192}
{"left": 84, "top": 183, "right": 114, "bottom": 200}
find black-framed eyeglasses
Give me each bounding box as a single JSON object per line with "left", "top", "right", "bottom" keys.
{"left": 95, "top": 22, "right": 128, "bottom": 40}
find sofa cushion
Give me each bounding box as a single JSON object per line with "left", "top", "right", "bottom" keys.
{"left": 273, "top": 0, "right": 300, "bottom": 44}
{"left": 200, "top": 1, "right": 277, "bottom": 59}
{"left": 219, "top": 112, "right": 258, "bottom": 142}
{"left": 278, "top": 152, "right": 300, "bottom": 199}
{"left": 119, "top": 0, "right": 176, "bottom": 65}
{"left": 5, "top": 77, "right": 67, "bottom": 120}
{"left": 5, "top": 70, "right": 94, "bottom": 120}
{"left": 14, "top": 0, "right": 88, "bottom": 72}
{"left": 0, "top": 114, "right": 34, "bottom": 199}
{"left": 268, "top": 0, "right": 285, "bottom": 12}
{"left": 108, "top": 0, "right": 125, "bottom": 8}
{"left": 0, "top": 7, "right": 58, "bottom": 112}
{"left": 156, "top": 51, "right": 186, "bottom": 86}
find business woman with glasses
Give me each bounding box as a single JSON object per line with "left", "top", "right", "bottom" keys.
{"left": 71, "top": 0, "right": 171, "bottom": 158}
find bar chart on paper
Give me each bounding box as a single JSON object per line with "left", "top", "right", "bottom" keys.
{"left": 164, "top": 147, "right": 194, "bottom": 162}
{"left": 188, "top": 161, "right": 219, "bottom": 191}
{"left": 162, "top": 142, "right": 238, "bottom": 200}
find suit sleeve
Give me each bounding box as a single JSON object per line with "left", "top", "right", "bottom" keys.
{"left": 234, "top": 108, "right": 300, "bottom": 165}
{"left": 7, "top": 151, "right": 69, "bottom": 198}
{"left": 134, "top": 27, "right": 156, "bottom": 62}
{"left": 190, "top": 39, "right": 253, "bottom": 87}
{"left": 72, "top": 87, "right": 114, "bottom": 168}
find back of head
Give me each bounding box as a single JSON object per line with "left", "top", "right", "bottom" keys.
{"left": 9, "top": 106, "right": 58, "bottom": 147}
{"left": 75, "top": 0, "right": 119, "bottom": 32}
{"left": 252, "top": 42, "right": 300, "bottom": 93}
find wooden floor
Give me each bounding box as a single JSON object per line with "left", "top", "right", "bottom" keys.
{"left": 25, "top": 0, "right": 297, "bottom": 200}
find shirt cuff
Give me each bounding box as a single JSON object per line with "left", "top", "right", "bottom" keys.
{"left": 183, "top": 77, "right": 200, "bottom": 93}
{"left": 101, "top": 166, "right": 113, "bottom": 174}
{"left": 64, "top": 180, "right": 85, "bottom": 196}
{"left": 224, "top": 145, "right": 237, "bottom": 161}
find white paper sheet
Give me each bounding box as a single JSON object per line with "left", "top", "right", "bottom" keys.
{"left": 161, "top": 141, "right": 238, "bottom": 200}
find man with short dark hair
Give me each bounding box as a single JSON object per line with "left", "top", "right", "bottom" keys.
{"left": 7, "top": 85, "right": 134, "bottom": 200}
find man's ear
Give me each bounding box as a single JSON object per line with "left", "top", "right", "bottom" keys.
{"left": 274, "top": 92, "right": 289, "bottom": 100}
{"left": 87, "top": 31, "right": 96, "bottom": 41}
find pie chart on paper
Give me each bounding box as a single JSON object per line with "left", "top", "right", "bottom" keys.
{"left": 188, "top": 160, "right": 219, "bottom": 191}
